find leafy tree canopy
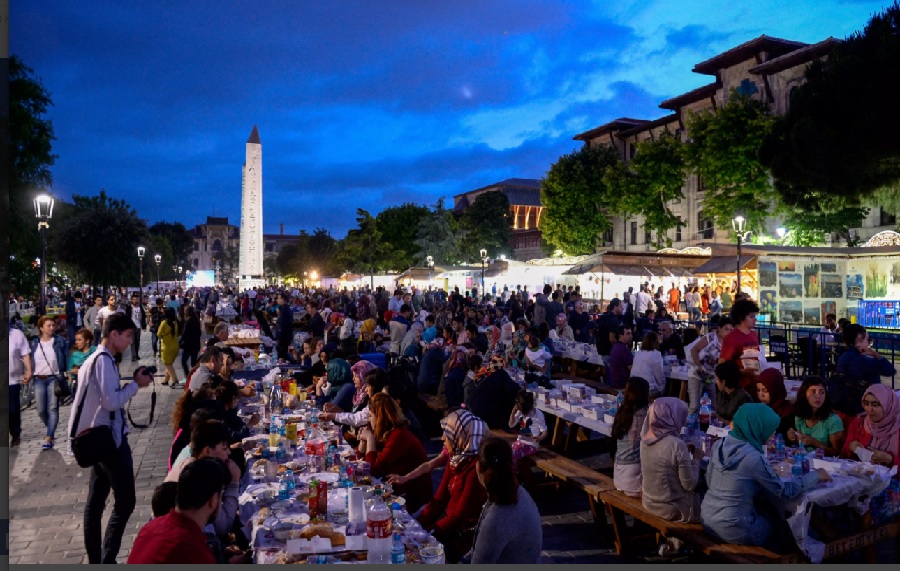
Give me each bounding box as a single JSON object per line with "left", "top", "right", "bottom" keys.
{"left": 456, "top": 191, "right": 513, "bottom": 262}
{"left": 413, "top": 198, "right": 460, "bottom": 266}
{"left": 683, "top": 91, "right": 777, "bottom": 234}
{"left": 149, "top": 221, "right": 193, "bottom": 268}
{"left": 604, "top": 133, "right": 686, "bottom": 248}
{"left": 338, "top": 209, "right": 399, "bottom": 287}
{"left": 375, "top": 203, "right": 431, "bottom": 269}
{"left": 761, "top": 2, "right": 900, "bottom": 211}
{"left": 52, "top": 190, "right": 150, "bottom": 289}
{"left": 540, "top": 144, "right": 619, "bottom": 255}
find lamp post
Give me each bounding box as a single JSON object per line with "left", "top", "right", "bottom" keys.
{"left": 33, "top": 194, "right": 55, "bottom": 316}
{"left": 154, "top": 254, "right": 161, "bottom": 297}
{"left": 426, "top": 255, "right": 434, "bottom": 287}
{"left": 731, "top": 216, "right": 752, "bottom": 296}
{"left": 178, "top": 266, "right": 183, "bottom": 290}
{"left": 303, "top": 271, "right": 308, "bottom": 289}
{"left": 137, "top": 246, "right": 145, "bottom": 303}
{"left": 479, "top": 248, "right": 488, "bottom": 295}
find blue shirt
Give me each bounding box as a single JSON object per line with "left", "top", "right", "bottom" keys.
{"left": 836, "top": 349, "right": 896, "bottom": 386}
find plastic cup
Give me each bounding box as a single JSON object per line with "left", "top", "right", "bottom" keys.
{"left": 289, "top": 382, "right": 297, "bottom": 395}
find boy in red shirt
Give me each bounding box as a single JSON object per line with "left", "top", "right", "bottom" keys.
{"left": 127, "top": 458, "right": 227, "bottom": 564}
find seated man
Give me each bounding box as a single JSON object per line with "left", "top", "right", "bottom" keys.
{"left": 836, "top": 324, "right": 896, "bottom": 387}
{"left": 714, "top": 361, "right": 752, "bottom": 422}
{"left": 128, "top": 458, "right": 227, "bottom": 564}
{"left": 165, "top": 420, "right": 241, "bottom": 538}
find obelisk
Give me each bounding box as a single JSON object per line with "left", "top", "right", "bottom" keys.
{"left": 239, "top": 125, "right": 265, "bottom": 292}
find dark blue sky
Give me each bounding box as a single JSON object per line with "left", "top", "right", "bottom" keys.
{"left": 12, "top": 1, "right": 890, "bottom": 237}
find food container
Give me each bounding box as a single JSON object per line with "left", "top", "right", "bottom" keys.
{"left": 419, "top": 544, "right": 444, "bottom": 564}
{"left": 272, "top": 521, "right": 296, "bottom": 541}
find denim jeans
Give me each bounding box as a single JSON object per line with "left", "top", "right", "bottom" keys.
{"left": 33, "top": 375, "right": 60, "bottom": 439}
{"left": 150, "top": 330, "right": 159, "bottom": 355}
{"left": 687, "top": 370, "right": 716, "bottom": 416}
{"left": 93, "top": 327, "right": 102, "bottom": 346}
{"left": 131, "top": 328, "right": 142, "bottom": 359}
{"left": 9, "top": 384, "right": 21, "bottom": 439}
{"left": 84, "top": 439, "right": 136, "bottom": 564}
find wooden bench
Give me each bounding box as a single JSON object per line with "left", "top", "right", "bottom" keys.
{"left": 489, "top": 428, "right": 616, "bottom": 544}
{"left": 598, "top": 488, "right": 801, "bottom": 563}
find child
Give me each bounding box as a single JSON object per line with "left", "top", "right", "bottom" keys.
{"left": 508, "top": 390, "right": 547, "bottom": 443}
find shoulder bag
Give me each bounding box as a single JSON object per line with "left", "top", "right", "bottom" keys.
{"left": 70, "top": 352, "right": 118, "bottom": 468}
{"left": 39, "top": 341, "right": 72, "bottom": 399}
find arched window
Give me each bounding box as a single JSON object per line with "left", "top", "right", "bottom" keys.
{"left": 212, "top": 239, "right": 222, "bottom": 252}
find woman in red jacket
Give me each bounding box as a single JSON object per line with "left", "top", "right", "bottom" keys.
{"left": 841, "top": 384, "right": 900, "bottom": 470}
{"left": 358, "top": 393, "right": 432, "bottom": 513}
{"left": 416, "top": 408, "right": 488, "bottom": 563}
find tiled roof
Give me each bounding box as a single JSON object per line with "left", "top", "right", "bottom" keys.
{"left": 692, "top": 35, "right": 808, "bottom": 75}
{"left": 748, "top": 37, "right": 838, "bottom": 75}
{"left": 659, "top": 82, "right": 721, "bottom": 111}
{"left": 573, "top": 117, "right": 649, "bottom": 141}
{"left": 617, "top": 113, "right": 680, "bottom": 137}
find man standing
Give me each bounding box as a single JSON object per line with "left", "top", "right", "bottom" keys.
{"left": 68, "top": 313, "right": 154, "bottom": 564}
{"left": 667, "top": 283, "right": 681, "bottom": 314}
{"left": 608, "top": 325, "right": 634, "bottom": 390}
{"left": 719, "top": 286, "right": 733, "bottom": 316}
{"left": 9, "top": 324, "right": 33, "bottom": 447}
{"left": 389, "top": 304, "right": 412, "bottom": 354}
{"left": 275, "top": 292, "right": 294, "bottom": 359}
{"left": 65, "top": 291, "right": 85, "bottom": 345}
{"left": 306, "top": 300, "right": 325, "bottom": 339}
{"left": 596, "top": 298, "right": 624, "bottom": 358}
{"left": 97, "top": 294, "right": 124, "bottom": 334}
{"left": 84, "top": 295, "right": 104, "bottom": 346}
{"left": 149, "top": 297, "right": 165, "bottom": 357}
{"left": 125, "top": 293, "right": 147, "bottom": 361}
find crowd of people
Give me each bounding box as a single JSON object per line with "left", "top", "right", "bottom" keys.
{"left": 8, "top": 279, "right": 899, "bottom": 563}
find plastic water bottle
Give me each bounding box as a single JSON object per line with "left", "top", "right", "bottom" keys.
{"left": 272, "top": 344, "right": 279, "bottom": 363}
{"left": 278, "top": 476, "right": 290, "bottom": 500}
{"left": 390, "top": 533, "right": 406, "bottom": 564}
{"left": 699, "top": 393, "right": 712, "bottom": 426}
{"left": 775, "top": 433, "right": 786, "bottom": 460}
{"left": 275, "top": 440, "right": 287, "bottom": 463}
{"left": 616, "top": 390, "right": 624, "bottom": 409}
{"left": 791, "top": 454, "right": 803, "bottom": 477}
{"left": 286, "top": 469, "right": 296, "bottom": 492}
{"left": 367, "top": 488, "right": 392, "bottom": 564}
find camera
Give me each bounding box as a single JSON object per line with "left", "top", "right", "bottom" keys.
{"left": 138, "top": 365, "right": 158, "bottom": 377}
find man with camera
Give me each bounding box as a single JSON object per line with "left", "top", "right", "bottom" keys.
{"left": 67, "top": 312, "right": 155, "bottom": 564}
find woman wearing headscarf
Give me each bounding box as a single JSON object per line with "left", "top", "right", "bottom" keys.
{"left": 756, "top": 368, "right": 794, "bottom": 437}
{"left": 639, "top": 397, "right": 703, "bottom": 522}
{"left": 417, "top": 409, "right": 489, "bottom": 563}
{"left": 313, "top": 345, "right": 354, "bottom": 411}
{"left": 702, "top": 404, "right": 830, "bottom": 551}
{"left": 356, "top": 319, "right": 377, "bottom": 354}
{"left": 841, "top": 384, "right": 900, "bottom": 469}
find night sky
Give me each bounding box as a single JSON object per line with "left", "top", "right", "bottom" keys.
{"left": 12, "top": 1, "right": 890, "bottom": 237}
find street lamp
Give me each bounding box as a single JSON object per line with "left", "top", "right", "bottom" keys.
{"left": 178, "top": 266, "right": 183, "bottom": 290}
{"left": 426, "top": 255, "right": 434, "bottom": 287}
{"left": 137, "top": 246, "right": 146, "bottom": 303}
{"left": 154, "top": 254, "right": 161, "bottom": 296}
{"left": 33, "top": 194, "right": 55, "bottom": 316}
{"left": 731, "top": 216, "right": 752, "bottom": 296}
{"left": 479, "top": 248, "right": 488, "bottom": 295}
{"left": 303, "top": 271, "right": 308, "bottom": 289}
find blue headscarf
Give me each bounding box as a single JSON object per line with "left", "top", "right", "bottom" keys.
{"left": 729, "top": 403, "right": 780, "bottom": 452}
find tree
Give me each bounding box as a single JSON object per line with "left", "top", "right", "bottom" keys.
{"left": 456, "top": 190, "right": 513, "bottom": 262}
{"left": 375, "top": 203, "right": 431, "bottom": 269}
{"left": 338, "top": 209, "right": 398, "bottom": 288}
{"left": 413, "top": 198, "right": 461, "bottom": 266}
{"left": 683, "top": 92, "right": 777, "bottom": 233}
{"left": 307, "top": 228, "right": 340, "bottom": 277}
{"left": 777, "top": 204, "right": 869, "bottom": 247}
{"left": 212, "top": 246, "right": 239, "bottom": 287}
{"left": 8, "top": 55, "right": 58, "bottom": 297}
{"left": 603, "top": 133, "right": 686, "bottom": 248}
{"left": 540, "top": 144, "right": 620, "bottom": 255}
{"left": 761, "top": 2, "right": 900, "bottom": 210}
{"left": 51, "top": 190, "right": 150, "bottom": 291}
{"left": 149, "top": 221, "right": 193, "bottom": 268}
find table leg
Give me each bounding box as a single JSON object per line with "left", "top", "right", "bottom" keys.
{"left": 550, "top": 416, "right": 566, "bottom": 449}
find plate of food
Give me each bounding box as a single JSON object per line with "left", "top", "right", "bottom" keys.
{"left": 297, "top": 472, "right": 340, "bottom": 485}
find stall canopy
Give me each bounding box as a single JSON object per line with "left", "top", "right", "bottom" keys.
{"left": 562, "top": 254, "right": 610, "bottom": 275}
{"left": 693, "top": 255, "right": 755, "bottom": 275}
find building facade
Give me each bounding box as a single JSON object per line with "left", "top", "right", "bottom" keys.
{"left": 574, "top": 35, "right": 896, "bottom": 252}
{"left": 453, "top": 178, "right": 545, "bottom": 261}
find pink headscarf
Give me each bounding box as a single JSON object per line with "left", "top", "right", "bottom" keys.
{"left": 350, "top": 360, "right": 377, "bottom": 408}
{"left": 641, "top": 397, "right": 688, "bottom": 446}
{"left": 862, "top": 384, "right": 900, "bottom": 458}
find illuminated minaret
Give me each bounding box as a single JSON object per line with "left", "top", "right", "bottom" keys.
{"left": 239, "top": 125, "right": 265, "bottom": 291}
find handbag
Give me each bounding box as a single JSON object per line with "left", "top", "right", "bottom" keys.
{"left": 70, "top": 352, "right": 119, "bottom": 468}
{"left": 38, "top": 342, "right": 72, "bottom": 399}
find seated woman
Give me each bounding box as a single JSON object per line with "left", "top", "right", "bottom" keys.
{"left": 786, "top": 376, "right": 845, "bottom": 456}
{"left": 417, "top": 409, "right": 488, "bottom": 563}
{"left": 756, "top": 368, "right": 794, "bottom": 437}
{"left": 631, "top": 332, "right": 665, "bottom": 398}
{"left": 841, "top": 384, "right": 900, "bottom": 469}
{"left": 460, "top": 437, "right": 542, "bottom": 564}
{"left": 612, "top": 377, "right": 650, "bottom": 497}
{"left": 702, "top": 404, "right": 830, "bottom": 552}
{"left": 640, "top": 397, "right": 702, "bottom": 522}
{"left": 357, "top": 393, "right": 432, "bottom": 513}
{"left": 215, "top": 380, "right": 260, "bottom": 443}
{"left": 313, "top": 346, "right": 354, "bottom": 411}
{"left": 508, "top": 389, "right": 548, "bottom": 443}
{"left": 319, "top": 366, "right": 388, "bottom": 433}
{"left": 463, "top": 354, "right": 520, "bottom": 429}
{"left": 168, "top": 384, "right": 223, "bottom": 470}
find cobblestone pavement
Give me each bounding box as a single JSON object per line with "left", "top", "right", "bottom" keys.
{"left": 8, "top": 334, "right": 645, "bottom": 564}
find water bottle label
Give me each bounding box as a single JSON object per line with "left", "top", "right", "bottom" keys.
{"left": 366, "top": 517, "right": 392, "bottom": 539}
